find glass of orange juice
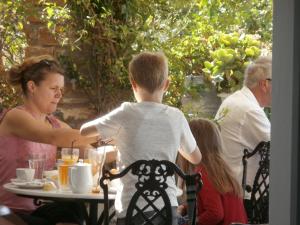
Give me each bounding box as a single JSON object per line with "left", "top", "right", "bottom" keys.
{"left": 58, "top": 163, "right": 70, "bottom": 191}
{"left": 58, "top": 148, "right": 79, "bottom": 191}
{"left": 61, "top": 148, "right": 79, "bottom": 164}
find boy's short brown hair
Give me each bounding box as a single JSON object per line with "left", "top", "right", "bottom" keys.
{"left": 128, "top": 51, "right": 168, "bottom": 93}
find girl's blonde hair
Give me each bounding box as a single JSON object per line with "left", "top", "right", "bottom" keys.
{"left": 189, "top": 118, "right": 242, "bottom": 197}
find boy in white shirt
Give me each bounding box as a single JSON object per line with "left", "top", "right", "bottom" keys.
{"left": 80, "top": 51, "right": 202, "bottom": 224}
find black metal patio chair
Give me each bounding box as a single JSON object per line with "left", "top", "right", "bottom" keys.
{"left": 100, "top": 159, "right": 202, "bottom": 225}
{"left": 242, "top": 141, "right": 270, "bottom": 224}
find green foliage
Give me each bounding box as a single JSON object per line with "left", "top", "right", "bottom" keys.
{"left": 39, "top": 0, "right": 199, "bottom": 111}
{"left": 0, "top": 0, "right": 30, "bottom": 109}
{"left": 0, "top": 0, "right": 29, "bottom": 66}
{"left": 0, "top": 0, "right": 273, "bottom": 112}
{"left": 202, "top": 32, "right": 262, "bottom": 92}
{"left": 195, "top": 0, "right": 273, "bottom": 42}
{"left": 0, "top": 75, "right": 22, "bottom": 110}
{"left": 264, "top": 107, "right": 271, "bottom": 120}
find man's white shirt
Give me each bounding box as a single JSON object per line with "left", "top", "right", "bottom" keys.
{"left": 215, "top": 86, "right": 270, "bottom": 187}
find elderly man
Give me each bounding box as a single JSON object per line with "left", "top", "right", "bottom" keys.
{"left": 215, "top": 56, "right": 271, "bottom": 189}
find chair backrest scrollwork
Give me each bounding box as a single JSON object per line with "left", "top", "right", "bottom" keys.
{"left": 100, "top": 159, "right": 202, "bottom": 225}
{"left": 242, "top": 141, "right": 270, "bottom": 224}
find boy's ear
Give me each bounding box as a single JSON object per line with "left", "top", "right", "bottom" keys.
{"left": 130, "top": 79, "right": 137, "bottom": 91}
{"left": 163, "top": 79, "right": 170, "bottom": 91}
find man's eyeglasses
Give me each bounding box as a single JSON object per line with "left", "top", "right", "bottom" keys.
{"left": 266, "top": 78, "right": 272, "bottom": 81}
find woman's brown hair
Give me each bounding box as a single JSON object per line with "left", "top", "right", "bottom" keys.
{"left": 8, "top": 55, "right": 64, "bottom": 96}
{"left": 189, "top": 118, "right": 242, "bottom": 197}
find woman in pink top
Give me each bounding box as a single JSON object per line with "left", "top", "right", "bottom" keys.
{"left": 0, "top": 55, "right": 97, "bottom": 225}
{"left": 177, "top": 119, "right": 247, "bottom": 225}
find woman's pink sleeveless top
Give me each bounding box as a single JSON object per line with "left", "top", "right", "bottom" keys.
{"left": 0, "top": 106, "right": 60, "bottom": 213}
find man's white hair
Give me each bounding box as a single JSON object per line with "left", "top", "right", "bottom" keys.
{"left": 243, "top": 55, "right": 272, "bottom": 88}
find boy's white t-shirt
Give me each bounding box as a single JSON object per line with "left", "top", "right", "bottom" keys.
{"left": 93, "top": 101, "right": 197, "bottom": 217}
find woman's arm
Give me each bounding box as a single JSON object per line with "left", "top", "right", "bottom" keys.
{"left": 58, "top": 119, "right": 97, "bottom": 157}
{"left": 3, "top": 109, "right": 97, "bottom": 148}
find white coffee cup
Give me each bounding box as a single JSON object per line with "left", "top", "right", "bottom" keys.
{"left": 16, "top": 168, "right": 35, "bottom": 181}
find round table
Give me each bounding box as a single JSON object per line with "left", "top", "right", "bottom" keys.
{"left": 3, "top": 183, "right": 115, "bottom": 225}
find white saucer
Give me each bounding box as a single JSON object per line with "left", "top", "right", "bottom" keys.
{"left": 11, "top": 178, "right": 30, "bottom": 183}
{"left": 10, "top": 179, "right": 44, "bottom": 189}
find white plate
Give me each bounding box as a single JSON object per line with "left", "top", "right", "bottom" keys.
{"left": 11, "top": 178, "right": 44, "bottom": 183}
{"left": 11, "top": 179, "right": 44, "bottom": 189}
